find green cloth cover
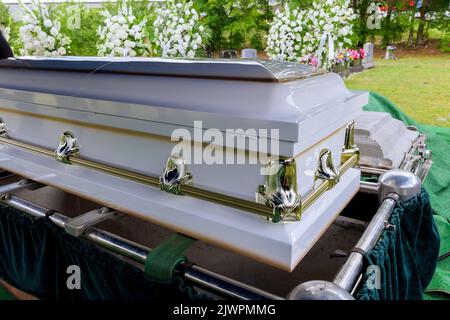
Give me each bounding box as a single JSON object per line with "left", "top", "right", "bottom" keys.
{"left": 365, "top": 92, "right": 450, "bottom": 218}
{"left": 356, "top": 189, "right": 440, "bottom": 300}
{"left": 361, "top": 92, "right": 450, "bottom": 300}
{"left": 0, "top": 204, "right": 206, "bottom": 300}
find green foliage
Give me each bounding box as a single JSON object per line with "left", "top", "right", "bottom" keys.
{"left": 55, "top": 1, "right": 102, "bottom": 56}
{"left": 352, "top": 0, "right": 370, "bottom": 46}
{"left": 104, "top": 0, "right": 150, "bottom": 22}
{"left": 439, "top": 35, "right": 450, "bottom": 53}
{"left": 0, "top": 0, "right": 9, "bottom": 25}
{"left": 194, "top": 0, "right": 272, "bottom": 50}
{"left": 0, "top": 0, "right": 22, "bottom": 54}
{"left": 380, "top": 11, "right": 410, "bottom": 47}
{"left": 429, "top": 11, "right": 450, "bottom": 36}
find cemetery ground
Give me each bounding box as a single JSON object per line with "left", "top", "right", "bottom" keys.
{"left": 345, "top": 48, "right": 450, "bottom": 128}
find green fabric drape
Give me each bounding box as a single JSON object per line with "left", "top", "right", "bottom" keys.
{"left": 0, "top": 284, "right": 14, "bottom": 300}
{"left": 0, "top": 204, "right": 206, "bottom": 300}
{"left": 365, "top": 92, "right": 450, "bottom": 299}
{"left": 364, "top": 92, "right": 450, "bottom": 219}
{"left": 356, "top": 189, "right": 440, "bottom": 300}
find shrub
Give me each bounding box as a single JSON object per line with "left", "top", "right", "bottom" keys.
{"left": 55, "top": 1, "right": 102, "bottom": 56}
{"left": 0, "top": 0, "right": 21, "bottom": 54}
{"left": 439, "top": 34, "right": 450, "bottom": 53}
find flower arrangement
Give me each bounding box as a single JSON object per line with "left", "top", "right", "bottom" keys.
{"left": 266, "top": 5, "right": 306, "bottom": 61}
{"left": 299, "top": 54, "right": 319, "bottom": 67}
{"left": 152, "top": 0, "right": 209, "bottom": 58}
{"left": 97, "top": 1, "right": 148, "bottom": 57}
{"left": 347, "top": 48, "right": 365, "bottom": 66}
{"left": 266, "top": 0, "right": 356, "bottom": 68}
{"left": 333, "top": 48, "right": 349, "bottom": 66}
{"left": 18, "top": 0, "right": 70, "bottom": 56}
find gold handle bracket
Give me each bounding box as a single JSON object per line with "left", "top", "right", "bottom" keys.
{"left": 159, "top": 155, "right": 193, "bottom": 195}
{"left": 256, "top": 158, "right": 302, "bottom": 223}
{"left": 55, "top": 131, "right": 80, "bottom": 164}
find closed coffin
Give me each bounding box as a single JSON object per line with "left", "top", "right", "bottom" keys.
{"left": 0, "top": 57, "right": 367, "bottom": 270}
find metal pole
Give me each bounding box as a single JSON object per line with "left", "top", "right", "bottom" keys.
{"left": 359, "top": 181, "right": 379, "bottom": 194}
{"left": 332, "top": 195, "right": 398, "bottom": 291}
{"left": 288, "top": 169, "right": 422, "bottom": 300}
{"left": 0, "top": 193, "right": 282, "bottom": 300}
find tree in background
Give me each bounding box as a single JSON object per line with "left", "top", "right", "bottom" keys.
{"left": 193, "top": 0, "right": 272, "bottom": 51}
{"left": 0, "top": 1, "right": 11, "bottom": 41}
{"left": 0, "top": 0, "right": 22, "bottom": 53}
{"left": 221, "top": 0, "right": 273, "bottom": 50}
{"left": 416, "top": 0, "right": 449, "bottom": 46}
{"left": 55, "top": 1, "right": 103, "bottom": 56}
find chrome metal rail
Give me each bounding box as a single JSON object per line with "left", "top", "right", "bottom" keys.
{"left": 359, "top": 134, "right": 432, "bottom": 194}
{"left": 289, "top": 169, "right": 422, "bottom": 300}
{"left": 0, "top": 180, "right": 281, "bottom": 301}
{"left": 0, "top": 168, "right": 422, "bottom": 300}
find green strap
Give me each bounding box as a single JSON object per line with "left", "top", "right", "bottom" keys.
{"left": 145, "top": 233, "right": 196, "bottom": 281}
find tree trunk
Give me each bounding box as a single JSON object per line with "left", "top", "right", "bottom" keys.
{"left": 407, "top": 13, "right": 415, "bottom": 47}
{"left": 359, "top": 0, "right": 370, "bottom": 46}
{"left": 383, "top": 1, "right": 394, "bottom": 47}
{"left": 416, "top": 2, "right": 428, "bottom": 46}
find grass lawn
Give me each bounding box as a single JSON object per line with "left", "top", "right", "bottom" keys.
{"left": 345, "top": 55, "right": 450, "bottom": 127}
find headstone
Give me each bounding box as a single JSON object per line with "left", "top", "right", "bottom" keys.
{"left": 221, "top": 50, "right": 238, "bottom": 59}
{"left": 384, "top": 45, "right": 397, "bottom": 60}
{"left": 241, "top": 48, "right": 258, "bottom": 59}
{"left": 362, "top": 42, "right": 374, "bottom": 69}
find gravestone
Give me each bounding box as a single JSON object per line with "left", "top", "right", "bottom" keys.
{"left": 221, "top": 50, "right": 238, "bottom": 59}
{"left": 241, "top": 48, "right": 258, "bottom": 59}
{"left": 363, "top": 42, "right": 374, "bottom": 69}
{"left": 384, "top": 45, "right": 397, "bottom": 60}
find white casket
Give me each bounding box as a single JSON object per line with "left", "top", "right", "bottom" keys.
{"left": 0, "top": 57, "right": 367, "bottom": 271}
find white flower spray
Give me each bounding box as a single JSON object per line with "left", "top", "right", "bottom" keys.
{"left": 266, "top": 0, "right": 356, "bottom": 68}
{"left": 18, "top": 0, "right": 70, "bottom": 56}
{"left": 266, "top": 4, "right": 306, "bottom": 61}
{"left": 153, "top": 0, "right": 207, "bottom": 58}
{"left": 97, "top": 1, "right": 148, "bottom": 57}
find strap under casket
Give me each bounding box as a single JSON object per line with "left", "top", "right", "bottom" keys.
{"left": 145, "top": 233, "right": 197, "bottom": 281}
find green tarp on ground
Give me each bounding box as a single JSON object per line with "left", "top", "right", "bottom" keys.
{"left": 365, "top": 92, "right": 450, "bottom": 299}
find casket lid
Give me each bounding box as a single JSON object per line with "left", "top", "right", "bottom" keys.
{"left": 0, "top": 57, "right": 367, "bottom": 149}
{"left": 0, "top": 56, "right": 325, "bottom": 82}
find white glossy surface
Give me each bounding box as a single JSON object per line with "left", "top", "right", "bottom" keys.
{"left": 355, "top": 111, "right": 419, "bottom": 168}
{"left": 0, "top": 107, "right": 347, "bottom": 200}
{"left": 0, "top": 144, "right": 360, "bottom": 271}
{"left": 0, "top": 70, "right": 367, "bottom": 145}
